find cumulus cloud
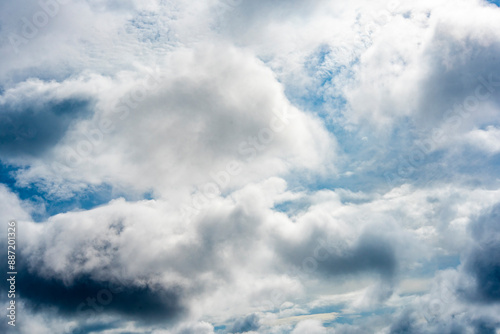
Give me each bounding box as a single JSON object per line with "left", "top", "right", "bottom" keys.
{"left": 290, "top": 320, "right": 328, "bottom": 334}
{"left": 0, "top": 44, "right": 336, "bottom": 202}
{"left": 464, "top": 126, "right": 500, "bottom": 154}
{"left": 1, "top": 0, "right": 500, "bottom": 333}
{"left": 0, "top": 185, "right": 32, "bottom": 223}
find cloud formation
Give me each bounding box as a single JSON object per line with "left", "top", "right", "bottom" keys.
{"left": 1, "top": 0, "right": 500, "bottom": 333}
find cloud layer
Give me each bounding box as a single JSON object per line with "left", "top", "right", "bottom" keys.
{"left": 1, "top": 0, "right": 500, "bottom": 333}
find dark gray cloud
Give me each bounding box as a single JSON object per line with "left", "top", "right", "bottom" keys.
{"left": 0, "top": 98, "right": 92, "bottom": 159}
{"left": 69, "top": 320, "right": 123, "bottom": 334}
{"left": 389, "top": 308, "right": 467, "bottom": 334}
{"left": 277, "top": 230, "right": 397, "bottom": 279}
{"left": 416, "top": 33, "right": 500, "bottom": 128}
{"left": 229, "top": 313, "right": 260, "bottom": 333}
{"left": 388, "top": 307, "right": 500, "bottom": 334}
{"left": 464, "top": 204, "right": 500, "bottom": 302}
{"left": 465, "top": 242, "right": 500, "bottom": 302}
{"left": 471, "top": 320, "right": 497, "bottom": 334}
{"left": 389, "top": 309, "right": 419, "bottom": 334}
{"left": 382, "top": 204, "right": 500, "bottom": 334}
{"left": 0, "top": 260, "right": 186, "bottom": 324}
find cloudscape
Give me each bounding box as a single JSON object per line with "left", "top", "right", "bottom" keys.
{"left": 1, "top": 0, "right": 500, "bottom": 333}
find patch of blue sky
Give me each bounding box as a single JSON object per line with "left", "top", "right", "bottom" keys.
{"left": 449, "top": 148, "right": 500, "bottom": 187}
{"left": 282, "top": 164, "right": 393, "bottom": 198}
{"left": 405, "top": 255, "right": 461, "bottom": 279}
{"left": 281, "top": 45, "right": 498, "bottom": 209}
{"left": 69, "top": 320, "right": 122, "bottom": 334}
{"left": 284, "top": 44, "right": 355, "bottom": 118}
{"left": 486, "top": 0, "right": 500, "bottom": 6}
{"left": 272, "top": 185, "right": 373, "bottom": 217}
{"left": 0, "top": 163, "right": 151, "bottom": 222}
{"left": 284, "top": 109, "right": 500, "bottom": 197}
{"left": 273, "top": 198, "right": 311, "bottom": 217}
{"left": 281, "top": 45, "right": 425, "bottom": 194}
{"left": 357, "top": 307, "right": 396, "bottom": 318}
{"left": 283, "top": 136, "right": 437, "bottom": 196}
{"left": 325, "top": 307, "right": 396, "bottom": 327}
{"left": 328, "top": 316, "right": 354, "bottom": 325}
{"left": 213, "top": 325, "right": 226, "bottom": 333}
{"left": 127, "top": 11, "right": 171, "bottom": 45}
{"left": 305, "top": 44, "right": 358, "bottom": 76}
{"left": 1, "top": 64, "right": 87, "bottom": 89}
{"left": 396, "top": 144, "right": 500, "bottom": 193}
{"left": 309, "top": 304, "right": 345, "bottom": 316}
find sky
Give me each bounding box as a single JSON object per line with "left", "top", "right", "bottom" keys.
{"left": 0, "top": 0, "right": 500, "bottom": 333}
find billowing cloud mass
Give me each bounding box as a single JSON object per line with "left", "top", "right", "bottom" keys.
{"left": 1, "top": 0, "right": 500, "bottom": 333}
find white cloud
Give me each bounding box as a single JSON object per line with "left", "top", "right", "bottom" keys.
{"left": 1, "top": 43, "right": 336, "bottom": 201}
{"left": 464, "top": 126, "right": 500, "bottom": 153}
{"left": 6, "top": 176, "right": 497, "bottom": 332}
{"left": 290, "top": 319, "right": 328, "bottom": 334}
{"left": 1, "top": 0, "right": 500, "bottom": 333}
{"left": 0, "top": 184, "right": 32, "bottom": 224}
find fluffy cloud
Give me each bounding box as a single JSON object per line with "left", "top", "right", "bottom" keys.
{"left": 1, "top": 178, "right": 496, "bottom": 332}
{"left": 1, "top": 0, "right": 500, "bottom": 333}
{"left": 290, "top": 320, "right": 328, "bottom": 334}
{"left": 0, "top": 44, "right": 336, "bottom": 202}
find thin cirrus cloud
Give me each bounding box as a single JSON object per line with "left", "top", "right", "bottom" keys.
{"left": 0, "top": 0, "right": 500, "bottom": 333}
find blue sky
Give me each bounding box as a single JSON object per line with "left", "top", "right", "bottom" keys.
{"left": 1, "top": 0, "right": 500, "bottom": 333}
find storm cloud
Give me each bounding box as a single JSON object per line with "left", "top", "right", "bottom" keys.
{"left": 0, "top": 98, "right": 92, "bottom": 159}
